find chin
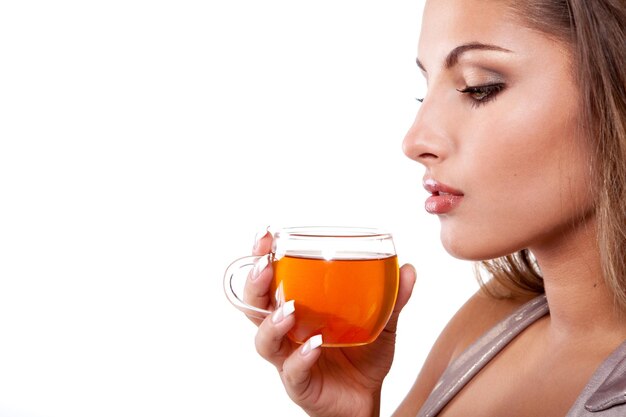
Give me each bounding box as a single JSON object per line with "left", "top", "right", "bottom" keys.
{"left": 440, "top": 231, "right": 477, "bottom": 260}
{"left": 440, "top": 230, "right": 520, "bottom": 262}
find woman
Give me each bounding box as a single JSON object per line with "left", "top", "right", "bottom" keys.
{"left": 242, "top": 0, "right": 626, "bottom": 415}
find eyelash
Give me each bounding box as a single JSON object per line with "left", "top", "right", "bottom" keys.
{"left": 415, "top": 83, "right": 505, "bottom": 108}
{"left": 456, "top": 83, "right": 505, "bottom": 107}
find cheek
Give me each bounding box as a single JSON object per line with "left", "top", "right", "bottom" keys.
{"left": 442, "top": 91, "right": 591, "bottom": 260}
{"left": 467, "top": 79, "right": 583, "bottom": 200}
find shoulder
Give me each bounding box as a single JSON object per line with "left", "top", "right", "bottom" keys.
{"left": 393, "top": 286, "right": 537, "bottom": 416}
{"left": 445, "top": 288, "right": 538, "bottom": 360}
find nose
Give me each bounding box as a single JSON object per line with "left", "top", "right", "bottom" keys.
{"left": 402, "top": 99, "right": 450, "bottom": 167}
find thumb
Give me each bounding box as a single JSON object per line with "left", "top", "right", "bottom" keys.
{"left": 395, "top": 263, "right": 417, "bottom": 312}
{"left": 385, "top": 263, "right": 417, "bottom": 333}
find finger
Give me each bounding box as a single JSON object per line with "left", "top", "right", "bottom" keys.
{"left": 255, "top": 300, "right": 297, "bottom": 368}
{"left": 384, "top": 263, "right": 417, "bottom": 334}
{"left": 243, "top": 227, "right": 275, "bottom": 325}
{"left": 395, "top": 263, "right": 417, "bottom": 313}
{"left": 280, "top": 334, "right": 323, "bottom": 402}
{"left": 252, "top": 227, "right": 273, "bottom": 256}
{"left": 243, "top": 255, "right": 274, "bottom": 325}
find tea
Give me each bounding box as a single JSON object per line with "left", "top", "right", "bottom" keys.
{"left": 271, "top": 252, "right": 399, "bottom": 346}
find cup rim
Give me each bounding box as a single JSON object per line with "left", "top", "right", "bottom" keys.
{"left": 274, "top": 226, "right": 392, "bottom": 239}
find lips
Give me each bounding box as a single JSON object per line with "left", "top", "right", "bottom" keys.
{"left": 423, "top": 178, "right": 464, "bottom": 214}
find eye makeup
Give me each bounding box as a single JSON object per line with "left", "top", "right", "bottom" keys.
{"left": 457, "top": 66, "right": 508, "bottom": 108}
{"left": 457, "top": 82, "right": 506, "bottom": 107}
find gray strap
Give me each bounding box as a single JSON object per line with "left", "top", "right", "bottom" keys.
{"left": 566, "top": 340, "right": 626, "bottom": 416}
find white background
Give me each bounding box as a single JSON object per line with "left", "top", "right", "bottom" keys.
{"left": 0, "top": 1, "right": 479, "bottom": 416}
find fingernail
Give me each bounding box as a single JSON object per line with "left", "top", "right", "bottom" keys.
{"left": 272, "top": 300, "right": 295, "bottom": 324}
{"left": 301, "top": 334, "right": 323, "bottom": 355}
{"left": 253, "top": 226, "right": 270, "bottom": 250}
{"left": 251, "top": 256, "right": 269, "bottom": 281}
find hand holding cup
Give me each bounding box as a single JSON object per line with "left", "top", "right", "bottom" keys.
{"left": 223, "top": 226, "right": 416, "bottom": 417}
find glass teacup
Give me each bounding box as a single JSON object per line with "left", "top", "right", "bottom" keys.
{"left": 224, "top": 226, "right": 399, "bottom": 347}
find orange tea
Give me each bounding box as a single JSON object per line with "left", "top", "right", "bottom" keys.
{"left": 271, "top": 253, "right": 399, "bottom": 347}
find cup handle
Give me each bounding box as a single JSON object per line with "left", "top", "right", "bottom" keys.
{"left": 223, "top": 255, "right": 273, "bottom": 319}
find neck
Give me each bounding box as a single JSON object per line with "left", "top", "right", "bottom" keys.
{"left": 531, "top": 216, "right": 626, "bottom": 342}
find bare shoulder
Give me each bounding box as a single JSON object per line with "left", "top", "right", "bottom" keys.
{"left": 445, "top": 288, "right": 537, "bottom": 360}
{"left": 392, "top": 287, "right": 536, "bottom": 416}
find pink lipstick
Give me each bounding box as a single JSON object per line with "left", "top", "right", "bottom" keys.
{"left": 423, "top": 178, "right": 464, "bottom": 215}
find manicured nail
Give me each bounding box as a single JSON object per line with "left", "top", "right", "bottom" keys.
{"left": 301, "top": 334, "right": 323, "bottom": 355}
{"left": 253, "top": 226, "right": 270, "bottom": 250}
{"left": 250, "top": 256, "right": 269, "bottom": 281}
{"left": 272, "top": 300, "right": 295, "bottom": 324}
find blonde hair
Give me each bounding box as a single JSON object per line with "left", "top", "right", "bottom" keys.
{"left": 478, "top": 0, "right": 626, "bottom": 311}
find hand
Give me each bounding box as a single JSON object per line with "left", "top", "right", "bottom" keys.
{"left": 243, "top": 229, "right": 417, "bottom": 417}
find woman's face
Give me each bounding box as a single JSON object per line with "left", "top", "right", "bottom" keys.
{"left": 403, "top": 0, "right": 594, "bottom": 260}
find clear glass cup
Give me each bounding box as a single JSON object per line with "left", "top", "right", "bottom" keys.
{"left": 224, "top": 226, "right": 399, "bottom": 347}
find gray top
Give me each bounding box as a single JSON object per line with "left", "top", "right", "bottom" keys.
{"left": 416, "top": 295, "right": 626, "bottom": 416}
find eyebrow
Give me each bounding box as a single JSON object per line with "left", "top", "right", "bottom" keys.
{"left": 416, "top": 42, "right": 513, "bottom": 72}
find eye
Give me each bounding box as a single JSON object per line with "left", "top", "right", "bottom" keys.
{"left": 456, "top": 83, "right": 505, "bottom": 106}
